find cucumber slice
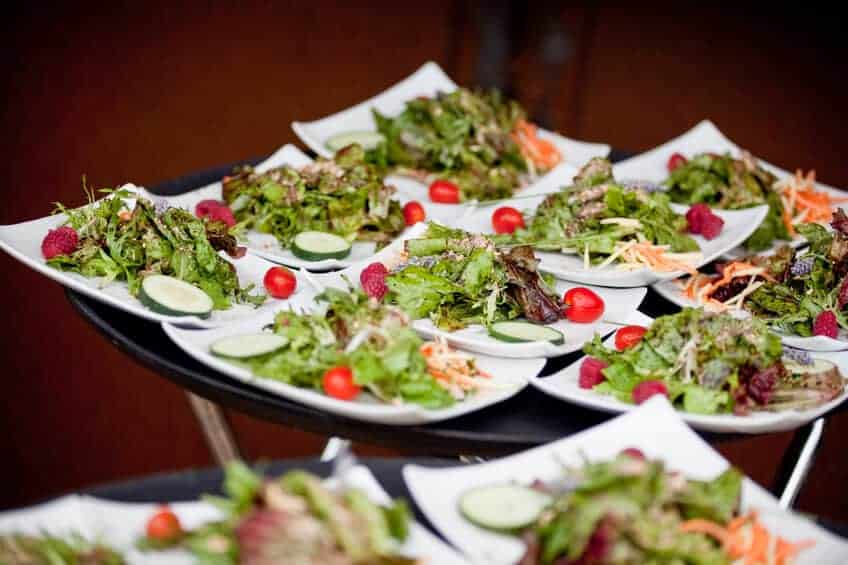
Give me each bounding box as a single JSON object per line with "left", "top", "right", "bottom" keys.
{"left": 325, "top": 131, "right": 386, "bottom": 152}
{"left": 210, "top": 333, "right": 288, "bottom": 359}
{"left": 291, "top": 231, "right": 352, "bottom": 261}
{"left": 139, "top": 275, "right": 214, "bottom": 318}
{"left": 488, "top": 321, "right": 565, "bottom": 345}
{"left": 459, "top": 485, "right": 552, "bottom": 532}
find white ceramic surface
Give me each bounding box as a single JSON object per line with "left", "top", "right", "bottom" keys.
{"left": 321, "top": 225, "right": 650, "bottom": 359}
{"left": 404, "top": 396, "right": 848, "bottom": 564}
{"left": 0, "top": 190, "right": 313, "bottom": 328}
{"left": 528, "top": 332, "right": 848, "bottom": 433}
{"left": 291, "top": 61, "right": 610, "bottom": 178}
{"left": 0, "top": 466, "right": 468, "bottom": 564}
{"left": 651, "top": 278, "right": 848, "bottom": 352}
{"left": 612, "top": 119, "right": 848, "bottom": 257}
{"left": 455, "top": 192, "right": 768, "bottom": 287}
{"left": 163, "top": 301, "right": 545, "bottom": 425}
{"left": 144, "top": 143, "right": 460, "bottom": 270}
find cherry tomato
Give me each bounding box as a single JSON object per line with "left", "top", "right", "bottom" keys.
{"left": 491, "top": 206, "right": 526, "bottom": 234}
{"left": 146, "top": 506, "right": 182, "bottom": 542}
{"left": 263, "top": 266, "right": 297, "bottom": 299}
{"left": 563, "top": 287, "right": 605, "bottom": 323}
{"left": 402, "top": 201, "right": 426, "bottom": 225}
{"left": 322, "top": 366, "right": 361, "bottom": 400}
{"left": 428, "top": 180, "right": 461, "bottom": 204}
{"left": 615, "top": 325, "right": 647, "bottom": 350}
{"left": 667, "top": 152, "right": 688, "bottom": 172}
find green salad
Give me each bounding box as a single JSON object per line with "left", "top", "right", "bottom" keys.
{"left": 222, "top": 144, "right": 405, "bottom": 249}
{"left": 48, "top": 186, "right": 263, "bottom": 310}
{"left": 0, "top": 533, "right": 123, "bottom": 564}
{"left": 214, "top": 287, "right": 455, "bottom": 408}
{"left": 665, "top": 151, "right": 788, "bottom": 251}
{"left": 509, "top": 158, "right": 699, "bottom": 269}
{"left": 386, "top": 223, "right": 563, "bottom": 330}
{"left": 365, "top": 88, "right": 562, "bottom": 201}
{"left": 138, "top": 461, "right": 414, "bottom": 564}
{"left": 522, "top": 454, "right": 742, "bottom": 564}
{"left": 583, "top": 308, "right": 844, "bottom": 415}
{"left": 745, "top": 217, "right": 848, "bottom": 336}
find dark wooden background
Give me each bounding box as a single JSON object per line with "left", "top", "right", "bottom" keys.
{"left": 2, "top": 2, "right": 847, "bottom": 520}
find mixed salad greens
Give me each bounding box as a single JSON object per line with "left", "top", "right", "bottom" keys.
{"left": 365, "top": 88, "right": 561, "bottom": 201}
{"left": 222, "top": 144, "right": 405, "bottom": 249}
{"left": 138, "top": 461, "right": 415, "bottom": 564}
{"left": 682, "top": 211, "right": 848, "bottom": 338}
{"left": 461, "top": 451, "right": 812, "bottom": 564}
{"left": 48, "top": 185, "right": 263, "bottom": 311}
{"left": 386, "top": 223, "right": 563, "bottom": 330}
{"left": 508, "top": 158, "right": 702, "bottom": 273}
{"left": 0, "top": 532, "right": 124, "bottom": 564}
{"left": 583, "top": 308, "right": 844, "bottom": 415}
{"left": 213, "top": 286, "right": 495, "bottom": 408}
{"left": 664, "top": 151, "right": 788, "bottom": 251}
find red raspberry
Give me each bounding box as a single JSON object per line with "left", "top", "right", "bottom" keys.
{"left": 667, "top": 152, "right": 688, "bottom": 172}
{"left": 208, "top": 206, "right": 236, "bottom": 227}
{"left": 41, "top": 226, "right": 79, "bottom": 259}
{"left": 812, "top": 310, "right": 839, "bottom": 338}
{"left": 360, "top": 262, "right": 389, "bottom": 300}
{"left": 195, "top": 199, "right": 235, "bottom": 227}
{"left": 579, "top": 357, "right": 608, "bottom": 389}
{"left": 195, "top": 199, "right": 224, "bottom": 217}
{"left": 632, "top": 380, "right": 668, "bottom": 404}
{"left": 699, "top": 213, "right": 724, "bottom": 240}
{"left": 620, "top": 447, "right": 645, "bottom": 460}
{"left": 685, "top": 204, "right": 707, "bottom": 234}
{"left": 686, "top": 203, "right": 723, "bottom": 239}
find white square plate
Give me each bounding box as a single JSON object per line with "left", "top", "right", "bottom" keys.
{"left": 144, "top": 144, "right": 465, "bottom": 270}
{"left": 454, "top": 192, "right": 768, "bottom": 287}
{"left": 162, "top": 298, "right": 545, "bottom": 426}
{"left": 652, "top": 278, "right": 848, "bottom": 352}
{"left": 613, "top": 120, "right": 848, "bottom": 257}
{"left": 291, "top": 61, "right": 610, "bottom": 183}
{"left": 319, "top": 223, "right": 650, "bottom": 358}
{"left": 0, "top": 466, "right": 468, "bottom": 564}
{"left": 528, "top": 329, "right": 848, "bottom": 433}
{"left": 404, "top": 396, "right": 848, "bottom": 564}
{"left": 0, "top": 190, "right": 314, "bottom": 328}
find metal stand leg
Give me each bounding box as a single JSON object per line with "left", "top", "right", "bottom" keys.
{"left": 186, "top": 393, "right": 241, "bottom": 464}
{"left": 320, "top": 437, "right": 351, "bottom": 462}
{"left": 776, "top": 418, "right": 825, "bottom": 509}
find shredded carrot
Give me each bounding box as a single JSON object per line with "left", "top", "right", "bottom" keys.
{"left": 511, "top": 119, "right": 562, "bottom": 170}
{"left": 678, "top": 262, "right": 773, "bottom": 312}
{"left": 679, "top": 511, "right": 814, "bottom": 565}
{"left": 420, "top": 337, "right": 492, "bottom": 399}
{"left": 775, "top": 169, "right": 848, "bottom": 234}
{"left": 679, "top": 519, "right": 731, "bottom": 545}
{"left": 617, "top": 242, "right": 700, "bottom": 275}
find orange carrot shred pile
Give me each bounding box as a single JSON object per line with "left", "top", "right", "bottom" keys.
{"left": 680, "top": 511, "right": 815, "bottom": 565}
{"left": 511, "top": 119, "right": 562, "bottom": 170}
